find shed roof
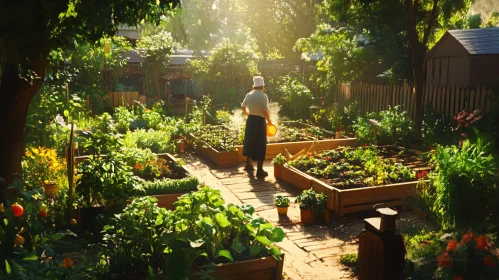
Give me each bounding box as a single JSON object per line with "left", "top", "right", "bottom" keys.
{"left": 448, "top": 28, "right": 499, "bottom": 55}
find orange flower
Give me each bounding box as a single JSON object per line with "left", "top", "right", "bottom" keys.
{"left": 462, "top": 231, "right": 475, "bottom": 242}
{"left": 453, "top": 276, "right": 463, "bottom": 280}
{"left": 437, "top": 252, "right": 452, "bottom": 268}
{"left": 476, "top": 235, "right": 490, "bottom": 251}
{"left": 446, "top": 240, "right": 458, "bottom": 252}
{"left": 483, "top": 256, "right": 496, "bottom": 267}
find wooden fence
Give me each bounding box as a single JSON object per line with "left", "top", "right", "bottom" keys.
{"left": 335, "top": 82, "right": 493, "bottom": 119}
{"left": 107, "top": 92, "right": 146, "bottom": 107}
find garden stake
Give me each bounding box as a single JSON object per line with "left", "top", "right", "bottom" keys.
{"left": 66, "top": 123, "right": 75, "bottom": 227}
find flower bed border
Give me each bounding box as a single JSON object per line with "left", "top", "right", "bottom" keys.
{"left": 198, "top": 254, "right": 285, "bottom": 280}
{"left": 274, "top": 146, "right": 429, "bottom": 217}
{"left": 189, "top": 122, "right": 357, "bottom": 168}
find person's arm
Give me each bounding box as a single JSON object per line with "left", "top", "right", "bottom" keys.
{"left": 263, "top": 94, "right": 272, "bottom": 125}
{"left": 242, "top": 106, "right": 249, "bottom": 116}
{"left": 263, "top": 109, "right": 272, "bottom": 125}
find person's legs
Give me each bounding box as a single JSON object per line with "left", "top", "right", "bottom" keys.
{"left": 244, "top": 157, "right": 254, "bottom": 171}
{"left": 256, "top": 160, "right": 268, "bottom": 177}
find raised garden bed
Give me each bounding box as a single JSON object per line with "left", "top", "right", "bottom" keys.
{"left": 201, "top": 254, "right": 285, "bottom": 280}
{"left": 74, "top": 153, "right": 198, "bottom": 210}
{"left": 189, "top": 121, "right": 356, "bottom": 168}
{"left": 274, "top": 146, "right": 431, "bottom": 216}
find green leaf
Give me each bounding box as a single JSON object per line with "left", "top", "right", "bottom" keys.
{"left": 216, "top": 250, "right": 234, "bottom": 262}
{"left": 22, "top": 252, "right": 38, "bottom": 261}
{"left": 259, "top": 223, "right": 273, "bottom": 231}
{"left": 63, "top": 110, "right": 69, "bottom": 117}
{"left": 267, "top": 227, "right": 286, "bottom": 242}
{"left": 250, "top": 244, "right": 263, "bottom": 255}
{"left": 5, "top": 260, "right": 11, "bottom": 274}
{"left": 255, "top": 235, "right": 272, "bottom": 246}
{"left": 269, "top": 246, "right": 282, "bottom": 260}
{"left": 189, "top": 238, "right": 205, "bottom": 248}
{"left": 231, "top": 241, "right": 246, "bottom": 253}
{"left": 215, "top": 213, "right": 230, "bottom": 228}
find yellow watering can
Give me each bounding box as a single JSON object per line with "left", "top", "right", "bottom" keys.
{"left": 266, "top": 124, "right": 277, "bottom": 137}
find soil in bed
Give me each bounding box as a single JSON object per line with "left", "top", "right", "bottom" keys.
{"left": 289, "top": 146, "right": 431, "bottom": 190}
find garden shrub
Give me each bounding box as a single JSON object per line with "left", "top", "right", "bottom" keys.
{"left": 422, "top": 137, "right": 497, "bottom": 230}
{"left": 113, "top": 106, "right": 136, "bottom": 132}
{"left": 422, "top": 105, "right": 455, "bottom": 148}
{"left": 338, "top": 101, "right": 361, "bottom": 132}
{"left": 278, "top": 75, "right": 317, "bottom": 120}
{"left": 354, "top": 106, "right": 413, "bottom": 146}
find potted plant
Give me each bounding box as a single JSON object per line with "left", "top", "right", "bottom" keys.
{"left": 22, "top": 147, "right": 66, "bottom": 198}
{"left": 274, "top": 195, "right": 290, "bottom": 216}
{"left": 295, "top": 188, "right": 328, "bottom": 225}
{"left": 272, "top": 153, "right": 288, "bottom": 179}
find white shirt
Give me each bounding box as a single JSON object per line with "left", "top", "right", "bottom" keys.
{"left": 241, "top": 90, "right": 269, "bottom": 118}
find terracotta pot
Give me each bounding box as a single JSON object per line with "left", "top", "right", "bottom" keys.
{"left": 300, "top": 209, "right": 315, "bottom": 224}
{"left": 276, "top": 206, "right": 288, "bottom": 216}
{"left": 335, "top": 132, "right": 342, "bottom": 139}
{"left": 43, "top": 182, "right": 60, "bottom": 198}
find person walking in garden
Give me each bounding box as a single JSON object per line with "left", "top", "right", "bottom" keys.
{"left": 241, "top": 76, "right": 273, "bottom": 177}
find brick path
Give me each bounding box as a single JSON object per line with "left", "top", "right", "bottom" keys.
{"left": 183, "top": 154, "right": 359, "bottom": 280}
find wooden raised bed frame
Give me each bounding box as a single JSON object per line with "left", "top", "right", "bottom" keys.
{"left": 74, "top": 153, "right": 194, "bottom": 210}
{"left": 274, "top": 148, "right": 429, "bottom": 217}
{"left": 199, "top": 254, "right": 284, "bottom": 280}
{"left": 189, "top": 122, "right": 357, "bottom": 168}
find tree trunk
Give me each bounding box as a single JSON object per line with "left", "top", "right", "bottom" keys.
{"left": 405, "top": 0, "right": 425, "bottom": 136}
{"left": 0, "top": 63, "right": 45, "bottom": 201}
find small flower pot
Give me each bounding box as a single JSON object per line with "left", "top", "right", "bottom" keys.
{"left": 335, "top": 132, "right": 342, "bottom": 139}
{"left": 276, "top": 206, "right": 288, "bottom": 216}
{"left": 43, "top": 182, "right": 60, "bottom": 198}
{"left": 300, "top": 209, "right": 315, "bottom": 224}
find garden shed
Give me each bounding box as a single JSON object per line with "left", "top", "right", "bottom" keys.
{"left": 424, "top": 27, "right": 499, "bottom": 87}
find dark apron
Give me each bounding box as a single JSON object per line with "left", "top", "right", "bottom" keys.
{"left": 242, "top": 115, "right": 267, "bottom": 161}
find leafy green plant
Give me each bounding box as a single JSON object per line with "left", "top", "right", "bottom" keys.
{"left": 76, "top": 154, "right": 145, "bottom": 207}
{"left": 295, "top": 189, "right": 327, "bottom": 210}
{"left": 272, "top": 153, "right": 288, "bottom": 165}
{"left": 340, "top": 253, "right": 358, "bottom": 272}
{"left": 428, "top": 137, "right": 497, "bottom": 230}
{"left": 274, "top": 196, "right": 290, "bottom": 207}
{"left": 165, "top": 187, "right": 285, "bottom": 278}
{"left": 216, "top": 110, "right": 232, "bottom": 125}
{"left": 97, "top": 197, "right": 170, "bottom": 278}
{"left": 140, "top": 176, "right": 199, "bottom": 195}
{"left": 278, "top": 75, "right": 316, "bottom": 120}
{"left": 422, "top": 105, "right": 455, "bottom": 147}
{"left": 123, "top": 129, "right": 174, "bottom": 154}
{"left": 377, "top": 106, "right": 414, "bottom": 146}
{"left": 113, "top": 106, "right": 136, "bottom": 132}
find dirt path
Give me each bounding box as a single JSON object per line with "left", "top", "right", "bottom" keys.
{"left": 182, "top": 154, "right": 425, "bottom": 280}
